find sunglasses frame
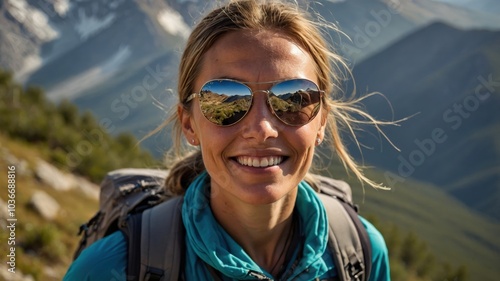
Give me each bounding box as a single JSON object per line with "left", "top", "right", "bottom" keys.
{"left": 185, "top": 78, "right": 324, "bottom": 127}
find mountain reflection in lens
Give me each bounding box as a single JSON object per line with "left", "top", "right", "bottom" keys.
{"left": 200, "top": 81, "right": 252, "bottom": 126}
{"left": 270, "top": 79, "right": 321, "bottom": 125}
{"left": 197, "top": 79, "right": 322, "bottom": 126}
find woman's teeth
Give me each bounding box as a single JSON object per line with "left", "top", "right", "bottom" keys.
{"left": 236, "top": 156, "right": 283, "bottom": 167}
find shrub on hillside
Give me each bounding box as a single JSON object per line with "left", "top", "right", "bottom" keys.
{"left": 373, "top": 218, "right": 469, "bottom": 281}
{"left": 0, "top": 69, "right": 158, "bottom": 182}
{"left": 22, "top": 224, "right": 66, "bottom": 262}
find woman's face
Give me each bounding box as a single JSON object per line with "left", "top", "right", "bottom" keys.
{"left": 181, "top": 30, "right": 326, "bottom": 205}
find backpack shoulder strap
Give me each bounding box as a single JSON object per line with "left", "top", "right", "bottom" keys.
{"left": 316, "top": 177, "right": 372, "bottom": 281}
{"left": 124, "top": 196, "right": 185, "bottom": 281}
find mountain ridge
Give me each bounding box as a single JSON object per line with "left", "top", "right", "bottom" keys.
{"left": 351, "top": 21, "right": 500, "bottom": 220}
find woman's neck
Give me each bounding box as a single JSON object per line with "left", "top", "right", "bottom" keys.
{"left": 210, "top": 188, "right": 297, "bottom": 276}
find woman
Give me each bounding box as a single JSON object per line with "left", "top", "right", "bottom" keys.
{"left": 64, "top": 0, "right": 390, "bottom": 280}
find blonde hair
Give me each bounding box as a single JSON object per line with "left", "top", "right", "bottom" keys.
{"left": 156, "top": 0, "right": 395, "bottom": 194}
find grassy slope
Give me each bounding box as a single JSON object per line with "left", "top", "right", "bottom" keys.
{"left": 0, "top": 135, "right": 98, "bottom": 280}
{"left": 350, "top": 169, "right": 500, "bottom": 281}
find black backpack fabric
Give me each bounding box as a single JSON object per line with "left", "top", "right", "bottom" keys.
{"left": 74, "top": 168, "right": 371, "bottom": 281}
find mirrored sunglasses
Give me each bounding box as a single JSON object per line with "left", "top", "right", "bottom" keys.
{"left": 185, "top": 78, "right": 324, "bottom": 126}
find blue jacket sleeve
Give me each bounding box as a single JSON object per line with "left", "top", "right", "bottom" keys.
{"left": 63, "top": 231, "right": 128, "bottom": 281}
{"left": 359, "top": 216, "right": 391, "bottom": 281}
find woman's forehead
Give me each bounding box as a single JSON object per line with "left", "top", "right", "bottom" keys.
{"left": 197, "top": 30, "right": 318, "bottom": 85}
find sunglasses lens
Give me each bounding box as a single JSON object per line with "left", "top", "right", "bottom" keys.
{"left": 199, "top": 80, "right": 252, "bottom": 125}
{"left": 269, "top": 79, "right": 322, "bottom": 126}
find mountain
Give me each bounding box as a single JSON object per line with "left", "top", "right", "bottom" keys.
{"left": 1, "top": 0, "right": 210, "bottom": 83}
{"left": 351, "top": 22, "right": 500, "bottom": 220}
{"left": 1, "top": 0, "right": 499, "bottom": 222}
{"left": 434, "top": 0, "right": 500, "bottom": 14}
{"left": 310, "top": 0, "right": 416, "bottom": 63}
{"left": 20, "top": 0, "right": 195, "bottom": 101}
{"left": 1, "top": 0, "right": 215, "bottom": 152}
{"left": 313, "top": 0, "right": 500, "bottom": 63}
{"left": 3, "top": 0, "right": 499, "bottom": 91}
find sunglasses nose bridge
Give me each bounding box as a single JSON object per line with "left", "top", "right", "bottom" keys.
{"left": 240, "top": 89, "right": 278, "bottom": 125}
{"left": 250, "top": 89, "right": 274, "bottom": 113}
{"left": 251, "top": 89, "right": 270, "bottom": 95}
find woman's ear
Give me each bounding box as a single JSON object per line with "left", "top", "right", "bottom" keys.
{"left": 317, "top": 112, "right": 327, "bottom": 145}
{"left": 178, "top": 105, "right": 198, "bottom": 145}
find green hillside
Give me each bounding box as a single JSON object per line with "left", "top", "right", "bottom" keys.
{"left": 316, "top": 154, "right": 499, "bottom": 281}
{"left": 355, "top": 171, "right": 499, "bottom": 281}
{"left": 0, "top": 70, "right": 160, "bottom": 182}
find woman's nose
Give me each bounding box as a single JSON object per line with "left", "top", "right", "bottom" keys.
{"left": 239, "top": 93, "right": 280, "bottom": 142}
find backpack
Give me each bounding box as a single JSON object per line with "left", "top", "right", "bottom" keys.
{"left": 74, "top": 168, "right": 372, "bottom": 281}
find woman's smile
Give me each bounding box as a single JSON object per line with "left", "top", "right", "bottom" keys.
{"left": 235, "top": 155, "right": 285, "bottom": 168}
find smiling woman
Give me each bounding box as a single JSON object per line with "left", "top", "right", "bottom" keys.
{"left": 64, "top": 1, "right": 391, "bottom": 280}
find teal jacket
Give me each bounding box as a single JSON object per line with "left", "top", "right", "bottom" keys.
{"left": 64, "top": 177, "right": 390, "bottom": 280}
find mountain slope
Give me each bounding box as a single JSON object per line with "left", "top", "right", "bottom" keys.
{"left": 349, "top": 169, "right": 500, "bottom": 281}
{"left": 311, "top": 0, "right": 500, "bottom": 63}
{"left": 311, "top": 0, "right": 416, "bottom": 62}
{"left": 25, "top": 0, "right": 189, "bottom": 99}
{"left": 351, "top": 22, "right": 500, "bottom": 220}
